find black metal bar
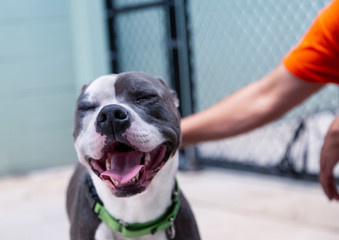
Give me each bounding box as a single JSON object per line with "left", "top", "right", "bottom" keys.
{"left": 107, "top": 0, "right": 169, "bottom": 16}
{"left": 198, "top": 157, "right": 323, "bottom": 183}
{"left": 182, "top": 0, "right": 195, "bottom": 114}
{"left": 166, "top": 1, "right": 183, "bottom": 114}
{"left": 163, "top": 0, "right": 198, "bottom": 170}
{"left": 278, "top": 119, "right": 306, "bottom": 173}
{"left": 165, "top": 0, "right": 195, "bottom": 117}
{"left": 106, "top": 0, "right": 119, "bottom": 72}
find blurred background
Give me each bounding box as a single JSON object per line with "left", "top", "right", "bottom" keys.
{"left": 0, "top": 0, "right": 339, "bottom": 239}
{"left": 1, "top": 0, "right": 338, "bottom": 178}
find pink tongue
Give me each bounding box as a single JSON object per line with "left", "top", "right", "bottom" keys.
{"left": 100, "top": 151, "right": 144, "bottom": 184}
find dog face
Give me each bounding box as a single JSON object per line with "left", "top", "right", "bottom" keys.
{"left": 73, "top": 72, "right": 181, "bottom": 197}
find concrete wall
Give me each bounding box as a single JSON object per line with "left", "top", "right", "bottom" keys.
{"left": 0, "top": 0, "right": 109, "bottom": 175}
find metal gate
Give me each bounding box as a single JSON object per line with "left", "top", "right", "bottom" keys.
{"left": 104, "top": 0, "right": 339, "bottom": 180}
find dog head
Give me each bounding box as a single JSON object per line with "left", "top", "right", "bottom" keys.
{"left": 73, "top": 72, "right": 181, "bottom": 197}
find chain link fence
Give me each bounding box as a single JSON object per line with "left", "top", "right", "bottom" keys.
{"left": 114, "top": 4, "right": 169, "bottom": 80}
{"left": 106, "top": 0, "right": 339, "bottom": 179}
{"left": 189, "top": 0, "right": 339, "bottom": 178}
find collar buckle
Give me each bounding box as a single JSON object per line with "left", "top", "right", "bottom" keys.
{"left": 166, "top": 217, "right": 176, "bottom": 239}
{"left": 119, "top": 219, "right": 129, "bottom": 232}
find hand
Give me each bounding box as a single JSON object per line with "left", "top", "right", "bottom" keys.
{"left": 319, "top": 117, "right": 339, "bottom": 201}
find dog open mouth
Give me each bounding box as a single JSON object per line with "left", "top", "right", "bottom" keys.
{"left": 88, "top": 142, "right": 167, "bottom": 195}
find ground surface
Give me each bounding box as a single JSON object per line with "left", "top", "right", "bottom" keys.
{"left": 0, "top": 166, "right": 338, "bottom": 240}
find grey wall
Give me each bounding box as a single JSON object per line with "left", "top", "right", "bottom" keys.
{"left": 0, "top": 0, "right": 109, "bottom": 175}
{"left": 0, "top": 0, "right": 76, "bottom": 174}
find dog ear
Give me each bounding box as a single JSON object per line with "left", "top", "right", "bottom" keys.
{"left": 156, "top": 77, "right": 180, "bottom": 108}
{"left": 80, "top": 84, "right": 88, "bottom": 93}
{"left": 170, "top": 89, "right": 180, "bottom": 108}
{"left": 73, "top": 84, "right": 89, "bottom": 139}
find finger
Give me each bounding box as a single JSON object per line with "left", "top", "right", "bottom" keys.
{"left": 326, "top": 176, "right": 339, "bottom": 200}
{"left": 324, "top": 185, "right": 334, "bottom": 200}
{"left": 332, "top": 183, "right": 339, "bottom": 200}
{"left": 319, "top": 174, "right": 335, "bottom": 200}
{"left": 327, "top": 180, "right": 337, "bottom": 200}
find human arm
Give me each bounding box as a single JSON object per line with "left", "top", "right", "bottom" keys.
{"left": 319, "top": 117, "right": 339, "bottom": 201}
{"left": 181, "top": 64, "right": 324, "bottom": 147}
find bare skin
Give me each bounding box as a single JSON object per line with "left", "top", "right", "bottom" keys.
{"left": 319, "top": 117, "right": 339, "bottom": 200}
{"left": 181, "top": 64, "right": 324, "bottom": 146}
{"left": 181, "top": 63, "right": 339, "bottom": 201}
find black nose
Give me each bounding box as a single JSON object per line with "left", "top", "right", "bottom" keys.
{"left": 96, "top": 104, "right": 130, "bottom": 138}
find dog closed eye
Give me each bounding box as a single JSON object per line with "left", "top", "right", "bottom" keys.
{"left": 78, "top": 102, "right": 98, "bottom": 111}
{"left": 135, "top": 94, "right": 158, "bottom": 104}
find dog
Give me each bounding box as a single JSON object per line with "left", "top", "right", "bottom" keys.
{"left": 66, "top": 72, "right": 201, "bottom": 240}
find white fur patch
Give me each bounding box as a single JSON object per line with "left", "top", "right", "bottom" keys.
{"left": 75, "top": 112, "right": 107, "bottom": 161}
{"left": 75, "top": 75, "right": 119, "bottom": 163}
{"left": 123, "top": 119, "right": 163, "bottom": 153}
{"left": 86, "top": 74, "right": 117, "bottom": 103}
{"left": 95, "top": 223, "right": 115, "bottom": 240}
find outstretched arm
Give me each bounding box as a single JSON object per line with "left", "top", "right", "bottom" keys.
{"left": 181, "top": 64, "right": 324, "bottom": 147}
{"left": 319, "top": 117, "right": 339, "bottom": 201}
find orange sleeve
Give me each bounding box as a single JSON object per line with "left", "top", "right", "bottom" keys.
{"left": 283, "top": 0, "right": 339, "bottom": 84}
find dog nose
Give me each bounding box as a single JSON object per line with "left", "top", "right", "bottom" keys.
{"left": 96, "top": 104, "right": 130, "bottom": 138}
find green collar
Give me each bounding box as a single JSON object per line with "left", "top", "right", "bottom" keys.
{"left": 93, "top": 181, "right": 180, "bottom": 239}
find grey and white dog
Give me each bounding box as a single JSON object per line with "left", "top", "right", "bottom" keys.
{"left": 66, "top": 72, "right": 200, "bottom": 240}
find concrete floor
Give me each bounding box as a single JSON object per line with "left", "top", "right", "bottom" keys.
{"left": 0, "top": 165, "right": 338, "bottom": 240}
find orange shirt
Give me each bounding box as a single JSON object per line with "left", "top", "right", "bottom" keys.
{"left": 283, "top": 0, "right": 339, "bottom": 84}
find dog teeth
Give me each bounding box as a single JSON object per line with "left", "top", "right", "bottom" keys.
{"left": 106, "top": 160, "right": 111, "bottom": 170}
{"left": 110, "top": 177, "right": 119, "bottom": 186}
{"left": 144, "top": 153, "right": 151, "bottom": 166}
{"left": 110, "top": 173, "right": 141, "bottom": 185}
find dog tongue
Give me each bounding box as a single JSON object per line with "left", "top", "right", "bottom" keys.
{"left": 101, "top": 151, "right": 144, "bottom": 184}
